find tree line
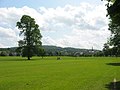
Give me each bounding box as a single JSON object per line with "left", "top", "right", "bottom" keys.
{"left": 0, "top": 46, "right": 102, "bottom": 57}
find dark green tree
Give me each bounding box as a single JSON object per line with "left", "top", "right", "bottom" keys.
{"left": 103, "top": 43, "right": 112, "bottom": 56}
{"left": 0, "top": 51, "right": 8, "bottom": 56}
{"left": 37, "top": 48, "right": 46, "bottom": 58}
{"left": 102, "top": 0, "right": 120, "bottom": 56}
{"left": 16, "top": 15, "right": 42, "bottom": 60}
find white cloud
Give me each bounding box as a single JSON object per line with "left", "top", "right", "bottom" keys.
{"left": 41, "top": 3, "right": 110, "bottom": 50}
{"left": 58, "top": 29, "right": 110, "bottom": 49}
{"left": 0, "top": 2, "right": 110, "bottom": 50}
{"left": 0, "top": 43, "right": 4, "bottom": 48}
{"left": 0, "top": 27, "right": 19, "bottom": 47}
{"left": 0, "top": 27, "right": 16, "bottom": 38}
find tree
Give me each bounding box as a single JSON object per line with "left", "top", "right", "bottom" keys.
{"left": 102, "top": 0, "right": 120, "bottom": 56}
{"left": 106, "top": 0, "right": 120, "bottom": 17}
{"left": 16, "top": 15, "right": 42, "bottom": 60}
{"left": 37, "top": 48, "right": 46, "bottom": 58}
{"left": 0, "top": 51, "right": 8, "bottom": 56}
{"left": 103, "top": 43, "right": 111, "bottom": 56}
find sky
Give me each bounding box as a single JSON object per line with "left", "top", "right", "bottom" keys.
{"left": 0, "top": 0, "right": 110, "bottom": 50}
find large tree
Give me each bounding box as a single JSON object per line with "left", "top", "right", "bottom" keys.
{"left": 103, "top": 0, "right": 120, "bottom": 56}
{"left": 16, "top": 15, "right": 42, "bottom": 60}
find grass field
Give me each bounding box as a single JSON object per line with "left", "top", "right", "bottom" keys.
{"left": 0, "top": 56, "right": 120, "bottom": 90}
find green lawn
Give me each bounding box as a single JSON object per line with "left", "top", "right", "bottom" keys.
{"left": 0, "top": 56, "right": 119, "bottom": 90}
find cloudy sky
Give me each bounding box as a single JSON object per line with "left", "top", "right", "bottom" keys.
{"left": 0, "top": 0, "right": 110, "bottom": 50}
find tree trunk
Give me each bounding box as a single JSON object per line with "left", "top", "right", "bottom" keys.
{"left": 28, "top": 56, "right": 30, "bottom": 60}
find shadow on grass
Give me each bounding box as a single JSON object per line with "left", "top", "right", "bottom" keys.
{"left": 105, "top": 81, "right": 120, "bottom": 90}
{"left": 106, "top": 63, "right": 120, "bottom": 66}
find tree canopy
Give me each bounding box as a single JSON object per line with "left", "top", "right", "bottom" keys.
{"left": 103, "top": 0, "right": 120, "bottom": 56}
{"left": 16, "top": 15, "right": 42, "bottom": 60}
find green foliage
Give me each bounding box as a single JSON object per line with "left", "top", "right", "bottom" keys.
{"left": 16, "top": 15, "right": 42, "bottom": 60}
{"left": 0, "top": 56, "right": 119, "bottom": 90}
{"left": 107, "top": 13, "right": 120, "bottom": 56}
{"left": 103, "top": 0, "right": 120, "bottom": 56}
{"left": 103, "top": 43, "right": 110, "bottom": 56}
{"left": 0, "top": 51, "right": 8, "bottom": 56}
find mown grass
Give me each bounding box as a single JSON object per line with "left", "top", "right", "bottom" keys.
{"left": 0, "top": 56, "right": 119, "bottom": 90}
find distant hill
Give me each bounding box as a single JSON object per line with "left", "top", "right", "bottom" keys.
{"left": 43, "top": 45, "right": 100, "bottom": 56}
{"left": 0, "top": 45, "right": 101, "bottom": 56}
